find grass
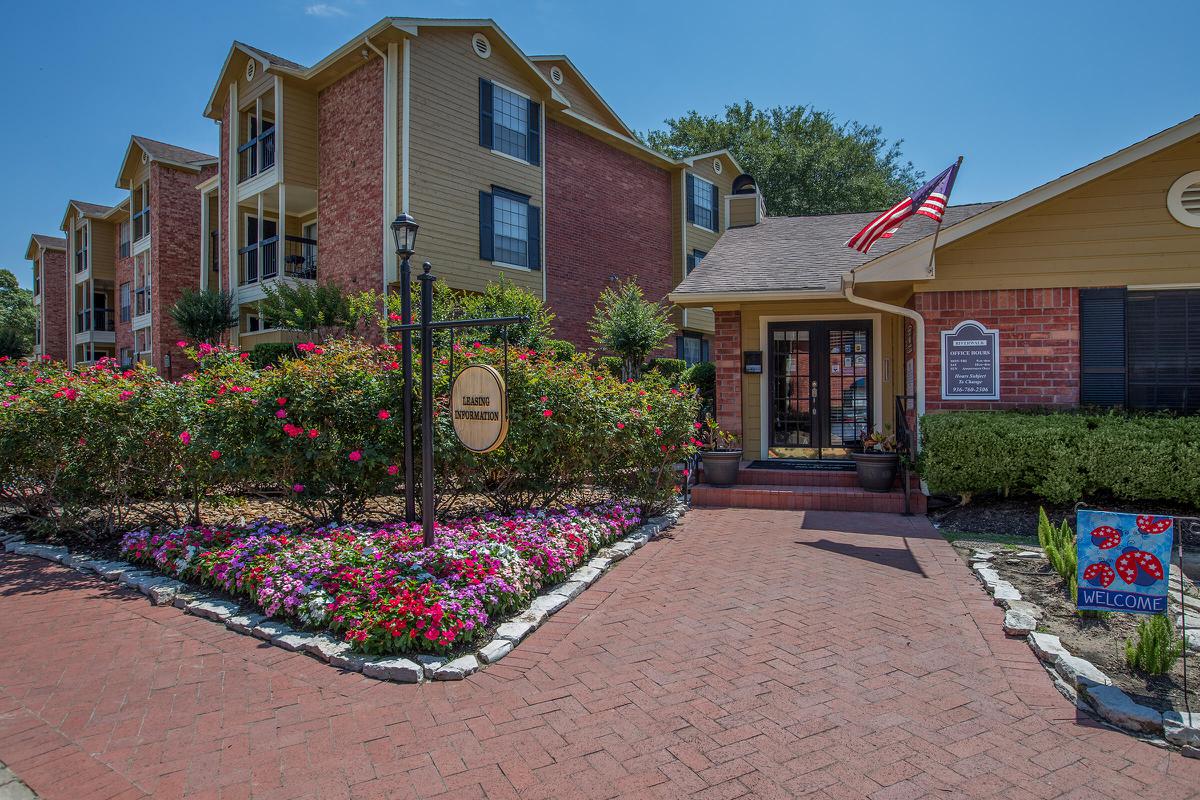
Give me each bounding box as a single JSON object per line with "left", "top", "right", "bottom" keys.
{"left": 938, "top": 528, "right": 1035, "bottom": 548}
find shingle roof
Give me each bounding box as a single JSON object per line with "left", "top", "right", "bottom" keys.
{"left": 235, "top": 41, "right": 307, "bottom": 72}
{"left": 30, "top": 234, "right": 66, "bottom": 251}
{"left": 673, "top": 202, "right": 999, "bottom": 296}
{"left": 134, "top": 136, "right": 216, "bottom": 166}
{"left": 69, "top": 200, "right": 116, "bottom": 218}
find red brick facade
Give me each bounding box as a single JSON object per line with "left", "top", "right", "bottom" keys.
{"left": 544, "top": 118, "right": 675, "bottom": 349}
{"left": 317, "top": 60, "right": 384, "bottom": 298}
{"left": 36, "top": 249, "right": 69, "bottom": 362}
{"left": 114, "top": 245, "right": 133, "bottom": 364}
{"left": 916, "top": 288, "right": 1080, "bottom": 411}
{"left": 713, "top": 310, "right": 742, "bottom": 436}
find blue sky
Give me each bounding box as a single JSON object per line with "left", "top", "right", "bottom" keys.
{"left": 3, "top": 0, "right": 1197, "bottom": 288}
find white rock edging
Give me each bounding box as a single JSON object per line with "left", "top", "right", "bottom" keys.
{"left": 0, "top": 502, "right": 684, "bottom": 687}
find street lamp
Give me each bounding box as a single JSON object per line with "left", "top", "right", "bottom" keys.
{"left": 391, "top": 213, "right": 419, "bottom": 522}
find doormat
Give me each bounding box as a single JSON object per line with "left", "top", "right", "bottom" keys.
{"left": 746, "top": 460, "right": 855, "bottom": 472}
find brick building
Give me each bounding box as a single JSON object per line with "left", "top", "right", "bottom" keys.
{"left": 671, "top": 115, "right": 1200, "bottom": 477}
{"left": 24, "top": 234, "right": 68, "bottom": 362}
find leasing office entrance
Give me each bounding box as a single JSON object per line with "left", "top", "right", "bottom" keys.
{"left": 768, "top": 320, "right": 872, "bottom": 460}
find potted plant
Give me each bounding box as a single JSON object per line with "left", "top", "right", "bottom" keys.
{"left": 851, "top": 430, "right": 899, "bottom": 492}
{"left": 697, "top": 416, "right": 742, "bottom": 486}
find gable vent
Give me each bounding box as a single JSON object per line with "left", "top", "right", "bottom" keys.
{"left": 245, "top": 59, "right": 256, "bottom": 81}
{"left": 712, "top": 158, "right": 723, "bottom": 175}
{"left": 471, "top": 33, "right": 491, "bottom": 59}
{"left": 549, "top": 65, "right": 564, "bottom": 85}
{"left": 1168, "top": 171, "right": 1200, "bottom": 228}
{"left": 141, "top": 151, "right": 150, "bottom": 165}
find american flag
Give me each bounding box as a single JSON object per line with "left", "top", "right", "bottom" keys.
{"left": 845, "top": 159, "right": 962, "bottom": 254}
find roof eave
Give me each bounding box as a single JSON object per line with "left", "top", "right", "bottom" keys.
{"left": 668, "top": 289, "right": 845, "bottom": 305}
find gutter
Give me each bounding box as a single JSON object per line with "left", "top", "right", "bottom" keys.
{"left": 841, "top": 272, "right": 925, "bottom": 450}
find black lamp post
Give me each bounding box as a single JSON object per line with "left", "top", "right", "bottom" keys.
{"left": 390, "top": 213, "right": 418, "bottom": 523}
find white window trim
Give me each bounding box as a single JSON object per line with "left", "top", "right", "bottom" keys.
{"left": 491, "top": 260, "right": 533, "bottom": 272}
{"left": 490, "top": 148, "right": 535, "bottom": 166}
{"left": 689, "top": 173, "right": 718, "bottom": 232}
{"left": 491, "top": 79, "right": 531, "bottom": 102}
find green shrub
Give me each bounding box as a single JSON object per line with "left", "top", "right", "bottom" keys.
{"left": 248, "top": 342, "right": 295, "bottom": 370}
{"left": 598, "top": 356, "right": 623, "bottom": 379}
{"left": 919, "top": 411, "right": 1200, "bottom": 506}
{"left": 589, "top": 281, "right": 674, "bottom": 380}
{"left": 169, "top": 289, "right": 237, "bottom": 344}
{"left": 1125, "top": 614, "right": 1185, "bottom": 675}
{"left": 543, "top": 338, "right": 576, "bottom": 362}
{"left": 647, "top": 357, "right": 686, "bottom": 382}
{"left": 681, "top": 361, "right": 715, "bottom": 407}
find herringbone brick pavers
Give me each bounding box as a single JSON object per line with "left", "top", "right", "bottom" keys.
{"left": 1, "top": 509, "right": 1199, "bottom": 799}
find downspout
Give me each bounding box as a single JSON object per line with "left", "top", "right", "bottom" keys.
{"left": 841, "top": 271, "right": 926, "bottom": 446}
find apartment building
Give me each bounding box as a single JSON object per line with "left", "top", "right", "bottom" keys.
{"left": 24, "top": 234, "right": 67, "bottom": 362}
{"left": 58, "top": 199, "right": 123, "bottom": 365}
{"left": 201, "top": 18, "right": 751, "bottom": 361}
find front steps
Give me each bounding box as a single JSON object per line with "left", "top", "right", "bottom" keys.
{"left": 691, "top": 464, "right": 925, "bottom": 514}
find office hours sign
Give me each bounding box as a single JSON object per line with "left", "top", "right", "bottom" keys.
{"left": 940, "top": 320, "right": 1000, "bottom": 401}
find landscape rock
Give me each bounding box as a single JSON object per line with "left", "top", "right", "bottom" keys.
{"left": 1184, "top": 629, "right": 1200, "bottom": 652}
{"left": 974, "top": 567, "right": 1001, "bottom": 586}
{"left": 2, "top": 539, "right": 24, "bottom": 553}
{"left": 495, "top": 620, "right": 536, "bottom": 644}
{"left": 991, "top": 582, "right": 1022, "bottom": 603}
{"left": 610, "top": 541, "right": 637, "bottom": 557}
{"left": 328, "top": 650, "right": 374, "bottom": 672}
{"left": 1164, "top": 711, "right": 1200, "bottom": 749}
{"left": 970, "top": 551, "right": 994, "bottom": 562}
{"left": 186, "top": 598, "right": 239, "bottom": 622}
{"left": 118, "top": 571, "right": 159, "bottom": 592}
{"left": 225, "top": 613, "right": 268, "bottom": 635}
{"left": 172, "top": 590, "right": 200, "bottom": 609}
{"left": 555, "top": 580, "right": 587, "bottom": 600}
{"left": 478, "top": 639, "right": 514, "bottom": 664}
{"left": 587, "top": 556, "right": 615, "bottom": 571}
{"left": 1028, "top": 632, "right": 1070, "bottom": 664}
{"left": 1001, "top": 599, "right": 1044, "bottom": 619}
{"left": 515, "top": 608, "right": 548, "bottom": 627}
{"left": 1083, "top": 684, "right": 1163, "bottom": 733}
{"left": 433, "top": 655, "right": 480, "bottom": 681}
{"left": 99, "top": 564, "right": 132, "bottom": 582}
{"left": 362, "top": 657, "right": 423, "bottom": 683}
{"left": 251, "top": 619, "right": 292, "bottom": 641}
{"left": 1003, "top": 609, "right": 1038, "bottom": 636}
{"left": 416, "top": 655, "right": 447, "bottom": 678}
{"left": 528, "top": 593, "right": 569, "bottom": 617}
{"left": 302, "top": 633, "right": 352, "bottom": 662}
{"left": 1015, "top": 550, "right": 1043, "bottom": 559}
{"left": 569, "top": 566, "right": 602, "bottom": 585}
{"left": 272, "top": 632, "right": 316, "bottom": 652}
{"left": 13, "top": 543, "right": 70, "bottom": 563}
{"left": 148, "top": 580, "right": 186, "bottom": 606}
{"left": 1053, "top": 653, "right": 1112, "bottom": 690}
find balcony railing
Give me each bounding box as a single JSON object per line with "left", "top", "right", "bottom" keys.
{"left": 237, "top": 126, "right": 276, "bottom": 183}
{"left": 76, "top": 308, "right": 116, "bottom": 334}
{"left": 238, "top": 235, "right": 317, "bottom": 285}
{"left": 133, "top": 208, "right": 150, "bottom": 241}
{"left": 134, "top": 287, "right": 150, "bottom": 317}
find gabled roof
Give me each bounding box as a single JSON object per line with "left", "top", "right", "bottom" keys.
{"left": 26, "top": 234, "right": 66, "bottom": 260}
{"left": 529, "top": 55, "right": 637, "bottom": 139}
{"left": 855, "top": 113, "right": 1200, "bottom": 279}
{"left": 670, "top": 203, "right": 997, "bottom": 301}
{"left": 677, "top": 148, "right": 746, "bottom": 179}
{"left": 59, "top": 199, "right": 115, "bottom": 232}
{"left": 116, "top": 135, "right": 217, "bottom": 189}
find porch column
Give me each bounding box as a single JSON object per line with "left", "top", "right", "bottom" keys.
{"left": 713, "top": 309, "right": 743, "bottom": 437}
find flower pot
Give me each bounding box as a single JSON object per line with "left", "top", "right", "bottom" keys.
{"left": 850, "top": 451, "right": 899, "bottom": 493}
{"left": 700, "top": 450, "right": 742, "bottom": 486}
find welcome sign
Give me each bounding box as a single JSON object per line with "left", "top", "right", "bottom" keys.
{"left": 1076, "top": 510, "right": 1174, "bottom": 614}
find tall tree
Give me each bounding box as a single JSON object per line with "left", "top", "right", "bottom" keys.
{"left": 645, "top": 101, "right": 923, "bottom": 217}
{"left": 0, "top": 269, "right": 37, "bottom": 355}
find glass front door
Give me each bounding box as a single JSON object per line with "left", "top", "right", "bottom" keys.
{"left": 769, "top": 321, "right": 871, "bottom": 460}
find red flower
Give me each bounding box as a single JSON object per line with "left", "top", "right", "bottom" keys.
{"left": 387, "top": 464, "right": 399, "bottom": 475}
{"left": 210, "top": 450, "right": 221, "bottom": 460}
{"left": 349, "top": 451, "right": 363, "bottom": 462}
{"left": 542, "top": 409, "right": 553, "bottom": 418}
{"left": 276, "top": 397, "right": 288, "bottom": 406}
{"left": 308, "top": 428, "right": 320, "bottom": 439}
{"left": 377, "top": 410, "right": 391, "bottom": 420}
{"left": 275, "top": 409, "right": 287, "bottom": 419}
{"left": 179, "top": 431, "right": 191, "bottom": 445}
{"left": 616, "top": 422, "right": 625, "bottom": 430}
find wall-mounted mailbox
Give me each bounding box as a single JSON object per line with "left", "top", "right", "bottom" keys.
{"left": 743, "top": 351, "right": 763, "bottom": 374}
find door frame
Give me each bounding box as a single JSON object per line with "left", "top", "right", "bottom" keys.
{"left": 757, "top": 313, "right": 882, "bottom": 461}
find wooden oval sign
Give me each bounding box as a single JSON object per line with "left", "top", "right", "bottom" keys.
{"left": 450, "top": 364, "right": 509, "bottom": 453}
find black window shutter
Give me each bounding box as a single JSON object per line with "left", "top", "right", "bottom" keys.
{"left": 527, "top": 203, "right": 541, "bottom": 269}
{"left": 686, "top": 173, "right": 695, "bottom": 224}
{"left": 1079, "top": 287, "right": 1127, "bottom": 407}
{"left": 675, "top": 336, "right": 684, "bottom": 359}
{"left": 478, "top": 191, "right": 494, "bottom": 260}
{"left": 711, "top": 184, "right": 720, "bottom": 231}
{"left": 527, "top": 99, "right": 540, "bottom": 165}
{"left": 479, "top": 79, "right": 493, "bottom": 149}
{"left": 701, "top": 338, "right": 710, "bottom": 362}
{"left": 686, "top": 253, "right": 696, "bottom": 274}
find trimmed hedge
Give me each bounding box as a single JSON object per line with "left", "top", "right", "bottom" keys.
{"left": 248, "top": 342, "right": 296, "bottom": 370}
{"left": 682, "top": 361, "right": 715, "bottom": 409}
{"left": 919, "top": 411, "right": 1200, "bottom": 505}
{"left": 647, "top": 357, "right": 687, "bottom": 382}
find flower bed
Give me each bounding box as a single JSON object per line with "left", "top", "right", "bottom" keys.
{"left": 119, "top": 503, "right": 639, "bottom": 656}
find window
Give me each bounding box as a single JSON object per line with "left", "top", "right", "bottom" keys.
{"left": 676, "top": 332, "right": 710, "bottom": 367}
{"left": 686, "top": 249, "right": 707, "bottom": 274}
{"left": 75, "top": 224, "right": 89, "bottom": 273}
{"left": 246, "top": 312, "right": 262, "bottom": 333}
{"left": 239, "top": 216, "right": 279, "bottom": 284}
{"left": 1080, "top": 288, "right": 1200, "bottom": 413}
{"left": 479, "top": 188, "right": 541, "bottom": 269}
{"left": 687, "top": 174, "right": 719, "bottom": 232}
{"left": 120, "top": 347, "right": 133, "bottom": 368}
{"left": 478, "top": 79, "right": 540, "bottom": 165}
{"left": 119, "top": 283, "right": 131, "bottom": 323}
{"left": 119, "top": 221, "right": 131, "bottom": 258}
{"left": 239, "top": 114, "right": 276, "bottom": 181}
{"left": 33, "top": 260, "right": 40, "bottom": 296}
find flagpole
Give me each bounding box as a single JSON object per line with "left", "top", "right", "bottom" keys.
{"left": 924, "top": 155, "right": 963, "bottom": 277}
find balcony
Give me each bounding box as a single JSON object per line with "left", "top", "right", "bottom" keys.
{"left": 76, "top": 308, "right": 116, "bottom": 337}
{"left": 238, "top": 126, "right": 276, "bottom": 183}
{"left": 74, "top": 249, "right": 87, "bottom": 274}
{"left": 134, "top": 287, "right": 151, "bottom": 317}
{"left": 132, "top": 208, "right": 150, "bottom": 242}
{"left": 239, "top": 235, "right": 316, "bottom": 286}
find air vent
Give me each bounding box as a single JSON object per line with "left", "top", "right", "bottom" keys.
{"left": 1167, "top": 171, "right": 1200, "bottom": 228}
{"left": 246, "top": 59, "right": 256, "bottom": 81}
{"left": 141, "top": 151, "right": 150, "bottom": 165}
{"left": 549, "top": 65, "right": 564, "bottom": 85}
{"left": 712, "top": 158, "right": 723, "bottom": 175}
{"left": 471, "top": 33, "right": 491, "bottom": 59}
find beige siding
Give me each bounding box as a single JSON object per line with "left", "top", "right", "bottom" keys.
{"left": 130, "top": 159, "right": 149, "bottom": 190}
{"left": 728, "top": 195, "right": 758, "bottom": 228}
{"left": 685, "top": 307, "right": 715, "bottom": 334}
{"left": 930, "top": 136, "right": 1200, "bottom": 291}
{"left": 406, "top": 28, "right": 544, "bottom": 296}
{"left": 234, "top": 55, "right": 274, "bottom": 108}
{"left": 90, "top": 221, "right": 116, "bottom": 278}
{"left": 282, "top": 83, "right": 319, "bottom": 187}
{"left": 680, "top": 156, "right": 737, "bottom": 336}
{"left": 533, "top": 61, "right": 625, "bottom": 133}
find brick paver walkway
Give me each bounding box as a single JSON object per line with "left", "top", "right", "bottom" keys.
{"left": 1, "top": 508, "right": 1198, "bottom": 799}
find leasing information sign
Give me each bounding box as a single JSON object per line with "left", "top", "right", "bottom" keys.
{"left": 940, "top": 320, "right": 1000, "bottom": 401}
{"left": 450, "top": 364, "right": 509, "bottom": 453}
{"left": 1076, "top": 510, "right": 1174, "bottom": 614}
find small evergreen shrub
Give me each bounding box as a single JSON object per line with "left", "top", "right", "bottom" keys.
{"left": 543, "top": 338, "right": 576, "bottom": 362}
{"left": 598, "top": 356, "right": 623, "bottom": 379}
{"left": 1125, "top": 613, "right": 1184, "bottom": 675}
{"left": 682, "top": 361, "right": 715, "bottom": 408}
{"left": 647, "top": 357, "right": 686, "bottom": 382}
{"left": 248, "top": 342, "right": 296, "bottom": 370}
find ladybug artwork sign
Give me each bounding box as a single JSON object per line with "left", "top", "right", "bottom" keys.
{"left": 1076, "top": 510, "right": 1174, "bottom": 615}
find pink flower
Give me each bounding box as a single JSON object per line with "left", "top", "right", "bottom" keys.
{"left": 694, "top": 422, "right": 703, "bottom": 430}
{"left": 348, "top": 451, "right": 363, "bottom": 462}
{"left": 654, "top": 427, "right": 663, "bottom": 436}
{"left": 296, "top": 343, "right": 316, "bottom": 353}
{"left": 388, "top": 312, "right": 401, "bottom": 322}
{"left": 377, "top": 410, "right": 390, "bottom": 420}
{"left": 119, "top": 390, "right": 134, "bottom": 401}
{"left": 179, "top": 431, "right": 191, "bottom": 444}
{"left": 616, "top": 422, "right": 625, "bottom": 430}
{"left": 176, "top": 340, "right": 187, "bottom": 348}
{"left": 542, "top": 409, "right": 553, "bottom": 418}
{"left": 275, "top": 410, "right": 287, "bottom": 419}
{"left": 292, "top": 484, "right": 305, "bottom": 493}
{"left": 539, "top": 396, "right": 548, "bottom": 404}
{"left": 308, "top": 428, "right": 319, "bottom": 439}
{"left": 210, "top": 450, "right": 221, "bottom": 460}
{"left": 387, "top": 464, "right": 399, "bottom": 475}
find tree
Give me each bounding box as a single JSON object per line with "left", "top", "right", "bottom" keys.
{"left": 260, "top": 281, "right": 366, "bottom": 342}
{"left": 169, "top": 289, "right": 238, "bottom": 345}
{"left": 645, "top": 101, "right": 923, "bottom": 217}
{"left": 589, "top": 281, "right": 675, "bottom": 381}
{"left": 0, "top": 269, "right": 36, "bottom": 355}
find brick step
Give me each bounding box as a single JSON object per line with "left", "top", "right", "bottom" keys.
{"left": 691, "top": 483, "right": 908, "bottom": 513}
{"left": 733, "top": 467, "right": 861, "bottom": 487}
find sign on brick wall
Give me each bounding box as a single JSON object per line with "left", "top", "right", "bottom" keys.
{"left": 940, "top": 319, "right": 1000, "bottom": 400}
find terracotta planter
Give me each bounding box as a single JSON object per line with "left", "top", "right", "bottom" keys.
{"left": 850, "top": 451, "right": 899, "bottom": 493}
{"left": 700, "top": 450, "right": 742, "bottom": 486}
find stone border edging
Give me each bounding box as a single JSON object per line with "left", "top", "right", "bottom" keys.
{"left": 968, "top": 548, "right": 1200, "bottom": 756}
{"left": 0, "top": 504, "right": 684, "bottom": 686}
